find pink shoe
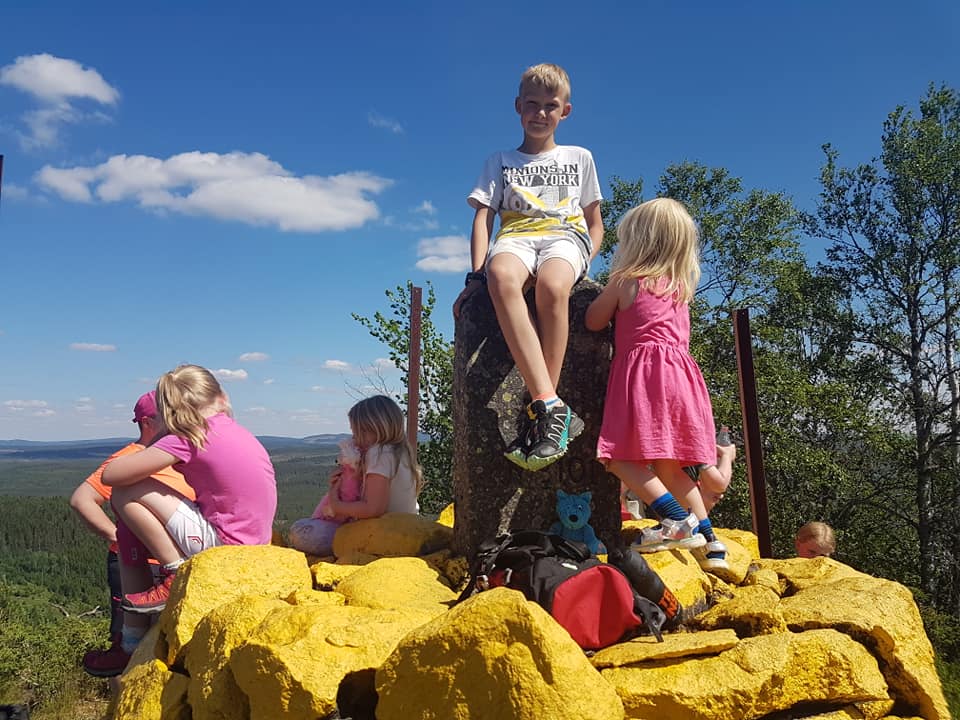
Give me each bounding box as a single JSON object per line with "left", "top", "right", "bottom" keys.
{"left": 122, "top": 570, "right": 176, "bottom": 614}
{"left": 82, "top": 635, "right": 131, "bottom": 677}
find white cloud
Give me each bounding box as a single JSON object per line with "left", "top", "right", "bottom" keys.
{"left": 0, "top": 53, "right": 119, "bottom": 149}
{"left": 213, "top": 368, "right": 248, "bottom": 382}
{"left": 239, "top": 352, "right": 270, "bottom": 362}
{"left": 367, "top": 111, "right": 403, "bottom": 134}
{"left": 0, "top": 54, "right": 119, "bottom": 104}
{"left": 2, "top": 183, "right": 32, "bottom": 202}
{"left": 243, "top": 406, "right": 272, "bottom": 416}
{"left": 4, "top": 399, "right": 49, "bottom": 410}
{"left": 212, "top": 368, "right": 247, "bottom": 382}
{"left": 373, "top": 358, "right": 395, "bottom": 370}
{"left": 323, "top": 360, "right": 351, "bottom": 371}
{"left": 310, "top": 385, "right": 326, "bottom": 392}
{"left": 33, "top": 409, "right": 56, "bottom": 417}
{"left": 70, "top": 342, "right": 117, "bottom": 352}
{"left": 413, "top": 200, "right": 436, "bottom": 215}
{"left": 415, "top": 235, "right": 470, "bottom": 272}
{"left": 263, "top": 378, "right": 275, "bottom": 385}
{"left": 35, "top": 151, "right": 392, "bottom": 232}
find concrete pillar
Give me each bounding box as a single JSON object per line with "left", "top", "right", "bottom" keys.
{"left": 451, "top": 278, "right": 621, "bottom": 558}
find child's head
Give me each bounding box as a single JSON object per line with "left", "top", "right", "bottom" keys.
{"left": 155, "top": 364, "right": 226, "bottom": 449}
{"left": 518, "top": 63, "right": 571, "bottom": 103}
{"left": 348, "top": 394, "right": 423, "bottom": 493}
{"left": 610, "top": 197, "right": 701, "bottom": 304}
{"left": 348, "top": 395, "right": 406, "bottom": 448}
{"left": 795, "top": 521, "right": 836, "bottom": 558}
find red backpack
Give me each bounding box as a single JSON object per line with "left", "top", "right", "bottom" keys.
{"left": 457, "top": 530, "right": 678, "bottom": 650}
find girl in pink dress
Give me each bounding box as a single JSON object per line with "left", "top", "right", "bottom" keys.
{"left": 585, "top": 198, "right": 728, "bottom": 573}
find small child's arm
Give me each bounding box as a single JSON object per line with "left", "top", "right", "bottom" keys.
{"left": 583, "top": 200, "right": 604, "bottom": 261}
{"left": 327, "top": 472, "right": 390, "bottom": 519}
{"left": 585, "top": 278, "right": 621, "bottom": 331}
{"left": 102, "top": 446, "right": 178, "bottom": 486}
{"left": 453, "top": 203, "right": 495, "bottom": 320}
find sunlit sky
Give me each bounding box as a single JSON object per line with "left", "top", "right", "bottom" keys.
{"left": 1, "top": 1, "right": 956, "bottom": 441}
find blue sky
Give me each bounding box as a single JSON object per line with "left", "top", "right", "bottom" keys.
{"left": 1, "top": 1, "right": 957, "bottom": 441}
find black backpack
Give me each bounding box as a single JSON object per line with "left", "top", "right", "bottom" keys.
{"left": 457, "top": 530, "right": 680, "bottom": 650}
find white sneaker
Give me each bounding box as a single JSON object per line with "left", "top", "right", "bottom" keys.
{"left": 633, "top": 513, "right": 706, "bottom": 553}
{"left": 692, "top": 539, "right": 730, "bottom": 572}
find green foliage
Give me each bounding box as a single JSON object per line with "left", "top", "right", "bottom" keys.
{"left": 808, "top": 84, "right": 960, "bottom": 605}
{"left": 353, "top": 281, "right": 454, "bottom": 515}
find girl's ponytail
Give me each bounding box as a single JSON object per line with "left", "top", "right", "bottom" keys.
{"left": 155, "top": 365, "right": 224, "bottom": 449}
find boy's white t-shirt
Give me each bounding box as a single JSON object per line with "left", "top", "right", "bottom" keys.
{"left": 364, "top": 443, "right": 419, "bottom": 514}
{"left": 468, "top": 145, "right": 602, "bottom": 252}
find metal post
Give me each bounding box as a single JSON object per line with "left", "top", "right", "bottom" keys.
{"left": 406, "top": 285, "right": 422, "bottom": 465}
{"left": 733, "top": 308, "right": 772, "bottom": 557}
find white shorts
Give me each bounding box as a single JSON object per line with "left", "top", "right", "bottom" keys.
{"left": 488, "top": 233, "right": 589, "bottom": 280}
{"left": 165, "top": 500, "right": 223, "bottom": 558}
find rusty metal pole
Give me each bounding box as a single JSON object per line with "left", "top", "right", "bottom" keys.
{"left": 406, "top": 285, "right": 423, "bottom": 465}
{"left": 733, "top": 308, "right": 772, "bottom": 557}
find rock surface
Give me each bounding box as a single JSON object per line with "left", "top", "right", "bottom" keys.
{"left": 111, "top": 514, "right": 950, "bottom": 720}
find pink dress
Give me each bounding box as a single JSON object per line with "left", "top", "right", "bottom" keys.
{"left": 596, "top": 280, "right": 715, "bottom": 466}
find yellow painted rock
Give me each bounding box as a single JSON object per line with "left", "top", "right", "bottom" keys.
{"left": 229, "top": 603, "right": 436, "bottom": 720}
{"left": 335, "top": 556, "right": 456, "bottom": 615}
{"left": 437, "top": 502, "right": 455, "bottom": 527}
{"left": 114, "top": 658, "right": 189, "bottom": 720}
{"left": 691, "top": 584, "right": 787, "bottom": 635}
{"left": 332, "top": 512, "right": 453, "bottom": 558}
{"left": 780, "top": 574, "right": 949, "bottom": 720}
{"left": 376, "top": 587, "right": 625, "bottom": 720}
{"left": 158, "top": 544, "right": 313, "bottom": 665}
{"left": 182, "top": 595, "right": 288, "bottom": 720}
{"left": 590, "top": 629, "right": 739, "bottom": 668}
{"left": 602, "top": 628, "right": 889, "bottom": 719}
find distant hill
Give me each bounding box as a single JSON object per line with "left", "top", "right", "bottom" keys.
{"left": 0, "top": 434, "right": 352, "bottom": 460}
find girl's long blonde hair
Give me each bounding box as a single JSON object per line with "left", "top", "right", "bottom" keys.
{"left": 609, "top": 197, "right": 701, "bottom": 304}
{"left": 155, "top": 364, "right": 225, "bottom": 449}
{"left": 349, "top": 395, "right": 424, "bottom": 495}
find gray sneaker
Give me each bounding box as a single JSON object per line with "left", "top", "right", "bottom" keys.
{"left": 633, "top": 513, "right": 707, "bottom": 553}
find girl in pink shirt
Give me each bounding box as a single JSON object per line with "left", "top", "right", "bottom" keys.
{"left": 103, "top": 364, "right": 277, "bottom": 613}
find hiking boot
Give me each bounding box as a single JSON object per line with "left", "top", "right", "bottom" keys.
{"left": 122, "top": 570, "right": 176, "bottom": 614}
{"left": 632, "top": 513, "right": 707, "bottom": 553}
{"left": 82, "top": 636, "right": 131, "bottom": 678}
{"left": 504, "top": 409, "right": 534, "bottom": 469}
{"left": 691, "top": 539, "right": 730, "bottom": 573}
{"left": 524, "top": 401, "right": 585, "bottom": 471}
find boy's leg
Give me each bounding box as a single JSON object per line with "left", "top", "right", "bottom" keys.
{"left": 486, "top": 252, "right": 554, "bottom": 397}
{"left": 533, "top": 257, "right": 577, "bottom": 389}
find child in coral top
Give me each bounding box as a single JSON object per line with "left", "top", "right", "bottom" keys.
{"left": 103, "top": 364, "right": 277, "bottom": 613}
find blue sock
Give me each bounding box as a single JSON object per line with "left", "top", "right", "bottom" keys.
{"left": 542, "top": 396, "right": 562, "bottom": 408}
{"left": 698, "top": 518, "right": 717, "bottom": 542}
{"left": 650, "top": 493, "right": 688, "bottom": 522}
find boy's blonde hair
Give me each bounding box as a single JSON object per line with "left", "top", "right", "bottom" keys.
{"left": 155, "top": 364, "right": 224, "bottom": 449}
{"left": 610, "top": 197, "right": 701, "bottom": 304}
{"left": 519, "top": 63, "right": 571, "bottom": 102}
{"left": 348, "top": 395, "right": 424, "bottom": 494}
{"left": 795, "top": 521, "right": 836, "bottom": 557}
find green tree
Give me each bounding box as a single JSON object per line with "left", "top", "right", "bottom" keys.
{"left": 353, "top": 282, "right": 454, "bottom": 515}
{"left": 808, "top": 85, "right": 960, "bottom": 606}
